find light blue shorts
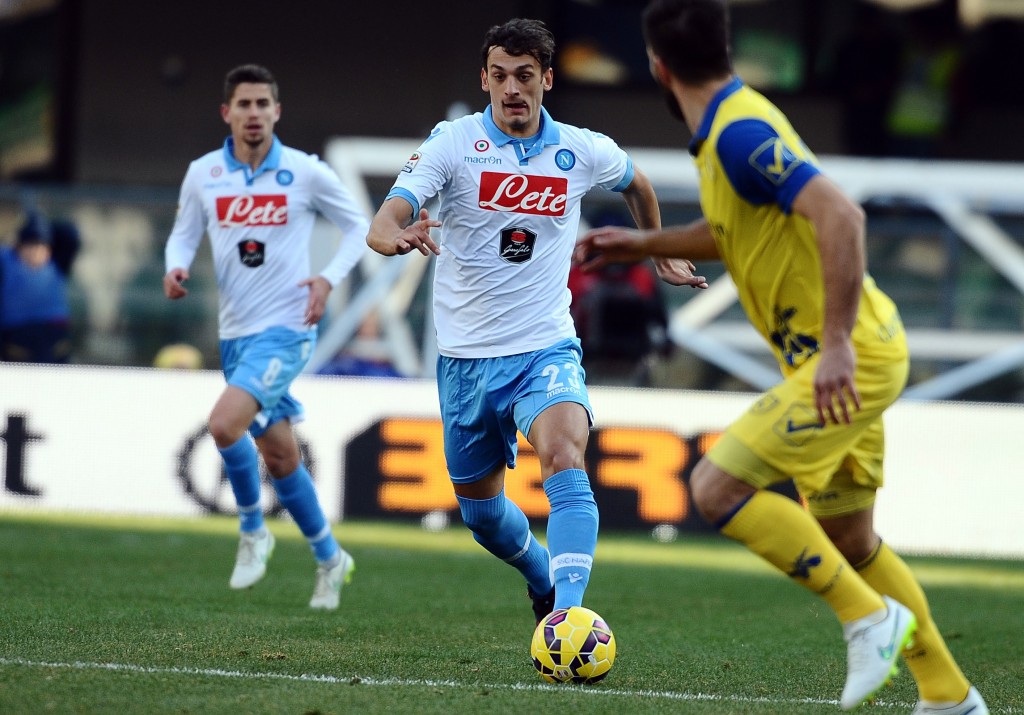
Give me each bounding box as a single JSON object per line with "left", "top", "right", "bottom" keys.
{"left": 437, "top": 338, "right": 593, "bottom": 483}
{"left": 219, "top": 326, "right": 315, "bottom": 437}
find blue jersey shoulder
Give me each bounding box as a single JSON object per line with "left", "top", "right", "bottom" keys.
{"left": 716, "top": 119, "right": 820, "bottom": 213}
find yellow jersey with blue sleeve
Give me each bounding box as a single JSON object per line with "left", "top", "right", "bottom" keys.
{"left": 691, "top": 77, "right": 906, "bottom": 375}
{"left": 697, "top": 79, "right": 909, "bottom": 511}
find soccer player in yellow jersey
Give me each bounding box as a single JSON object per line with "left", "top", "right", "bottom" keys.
{"left": 574, "top": 1, "right": 989, "bottom": 712}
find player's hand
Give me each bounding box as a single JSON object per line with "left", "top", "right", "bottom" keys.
{"left": 299, "top": 275, "right": 332, "bottom": 326}
{"left": 163, "top": 268, "right": 189, "bottom": 299}
{"left": 813, "top": 340, "right": 861, "bottom": 425}
{"left": 573, "top": 226, "right": 650, "bottom": 272}
{"left": 652, "top": 257, "right": 709, "bottom": 289}
{"left": 396, "top": 208, "right": 441, "bottom": 256}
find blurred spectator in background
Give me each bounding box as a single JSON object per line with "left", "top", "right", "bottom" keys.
{"left": 884, "top": 2, "right": 964, "bottom": 158}
{"left": 0, "top": 209, "right": 81, "bottom": 363}
{"left": 831, "top": 2, "right": 903, "bottom": 157}
{"left": 153, "top": 342, "right": 204, "bottom": 370}
{"left": 316, "top": 310, "right": 402, "bottom": 378}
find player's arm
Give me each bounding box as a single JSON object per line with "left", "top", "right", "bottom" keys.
{"left": 791, "top": 174, "right": 866, "bottom": 424}
{"left": 366, "top": 197, "right": 441, "bottom": 257}
{"left": 302, "top": 161, "right": 373, "bottom": 325}
{"left": 312, "top": 160, "right": 371, "bottom": 286}
{"left": 616, "top": 167, "right": 710, "bottom": 288}
{"left": 163, "top": 164, "right": 205, "bottom": 300}
{"left": 574, "top": 218, "right": 714, "bottom": 289}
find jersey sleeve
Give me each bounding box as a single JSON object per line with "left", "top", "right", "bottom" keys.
{"left": 385, "top": 121, "right": 455, "bottom": 215}
{"left": 588, "top": 130, "right": 633, "bottom": 193}
{"left": 308, "top": 157, "right": 371, "bottom": 286}
{"left": 164, "top": 161, "right": 206, "bottom": 272}
{"left": 715, "top": 119, "right": 821, "bottom": 214}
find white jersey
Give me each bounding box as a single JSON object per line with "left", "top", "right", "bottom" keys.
{"left": 166, "top": 136, "right": 369, "bottom": 339}
{"left": 387, "top": 107, "right": 634, "bottom": 358}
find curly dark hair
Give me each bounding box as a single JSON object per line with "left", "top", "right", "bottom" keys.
{"left": 480, "top": 18, "right": 555, "bottom": 71}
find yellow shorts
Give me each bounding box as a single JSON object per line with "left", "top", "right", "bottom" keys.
{"left": 706, "top": 350, "right": 909, "bottom": 518}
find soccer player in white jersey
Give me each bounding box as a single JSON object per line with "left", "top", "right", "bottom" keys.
{"left": 163, "top": 64, "right": 369, "bottom": 610}
{"left": 367, "top": 19, "right": 707, "bottom": 625}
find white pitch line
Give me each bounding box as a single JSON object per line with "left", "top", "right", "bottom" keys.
{"left": 0, "top": 658, "right": 1016, "bottom": 713}
{"left": 0, "top": 657, "right": 860, "bottom": 708}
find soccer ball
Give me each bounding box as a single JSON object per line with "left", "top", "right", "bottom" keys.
{"left": 530, "top": 606, "right": 616, "bottom": 684}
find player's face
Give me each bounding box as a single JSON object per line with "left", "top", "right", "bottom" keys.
{"left": 481, "top": 47, "right": 552, "bottom": 138}
{"left": 221, "top": 83, "right": 280, "bottom": 150}
{"left": 647, "top": 48, "right": 686, "bottom": 124}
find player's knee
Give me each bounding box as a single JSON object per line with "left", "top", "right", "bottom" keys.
{"left": 823, "top": 524, "right": 878, "bottom": 565}
{"left": 538, "top": 443, "right": 586, "bottom": 476}
{"left": 458, "top": 498, "right": 503, "bottom": 538}
{"left": 208, "top": 415, "right": 244, "bottom": 448}
{"left": 689, "top": 459, "right": 746, "bottom": 524}
{"left": 262, "top": 453, "right": 298, "bottom": 478}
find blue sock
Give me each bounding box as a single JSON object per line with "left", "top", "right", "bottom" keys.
{"left": 271, "top": 465, "right": 339, "bottom": 564}
{"left": 218, "top": 436, "right": 263, "bottom": 533}
{"left": 544, "top": 469, "right": 599, "bottom": 609}
{"left": 456, "top": 490, "right": 551, "bottom": 596}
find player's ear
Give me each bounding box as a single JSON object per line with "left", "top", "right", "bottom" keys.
{"left": 220, "top": 103, "right": 230, "bottom": 124}
{"left": 480, "top": 67, "right": 488, "bottom": 92}
{"left": 649, "top": 53, "right": 671, "bottom": 87}
{"left": 543, "top": 67, "right": 553, "bottom": 91}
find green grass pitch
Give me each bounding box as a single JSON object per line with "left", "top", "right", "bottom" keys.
{"left": 1, "top": 512, "right": 1021, "bottom": 714}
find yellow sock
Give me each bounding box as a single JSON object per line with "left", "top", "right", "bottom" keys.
{"left": 719, "top": 491, "right": 884, "bottom": 623}
{"left": 855, "top": 542, "right": 970, "bottom": 703}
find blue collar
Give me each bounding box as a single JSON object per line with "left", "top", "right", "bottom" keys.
{"left": 688, "top": 76, "right": 744, "bottom": 156}
{"left": 483, "top": 106, "right": 560, "bottom": 157}
{"left": 222, "top": 135, "right": 283, "bottom": 183}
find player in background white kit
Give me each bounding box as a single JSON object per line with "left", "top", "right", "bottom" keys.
{"left": 366, "top": 19, "right": 707, "bottom": 626}
{"left": 163, "top": 64, "right": 369, "bottom": 610}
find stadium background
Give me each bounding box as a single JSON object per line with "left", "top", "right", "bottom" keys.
{"left": 2, "top": 0, "right": 1024, "bottom": 554}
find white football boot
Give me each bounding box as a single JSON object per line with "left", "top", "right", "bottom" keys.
{"left": 309, "top": 548, "right": 355, "bottom": 610}
{"left": 229, "top": 529, "right": 275, "bottom": 589}
{"left": 912, "top": 686, "right": 989, "bottom": 715}
{"left": 840, "top": 596, "right": 918, "bottom": 710}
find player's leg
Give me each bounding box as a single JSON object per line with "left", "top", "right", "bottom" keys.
{"left": 210, "top": 388, "right": 275, "bottom": 590}
{"left": 211, "top": 336, "right": 266, "bottom": 536}
{"left": 210, "top": 336, "right": 274, "bottom": 589}
{"left": 240, "top": 327, "right": 352, "bottom": 608}
{"left": 691, "top": 456, "right": 889, "bottom": 624}
{"left": 514, "top": 339, "right": 598, "bottom": 612}
{"left": 691, "top": 456, "right": 915, "bottom": 709}
{"left": 439, "top": 353, "right": 552, "bottom": 616}
{"left": 812, "top": 464, "right": 980, "bottom": 709}
{"left": 692, "top": 357, "right": 915, "bottom": 708}
{"left": 528, "top": 402, "right": 596, "bottom": 611}
{"left": 255, "top": 419, "right": 354, "bottom": 609}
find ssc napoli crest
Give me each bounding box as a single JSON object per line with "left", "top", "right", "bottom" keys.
{"left": 554, "top": 149, "right": 576, "bottom": 171}
{"left": 276, "top": 169, "right": 294, "bottom": 186}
